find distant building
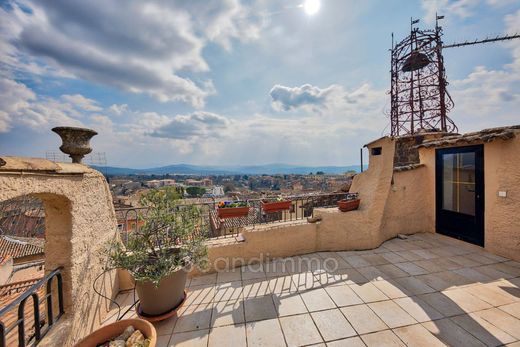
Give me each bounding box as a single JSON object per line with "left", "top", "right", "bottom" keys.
{"left": 210, "top": 186, "right": 225, "bottom": 197}
{"left": 145, "top": 179, "right": 177, "bottom": 188}
{"left": 185, "top": 178, "right": 213, "bottom": 187}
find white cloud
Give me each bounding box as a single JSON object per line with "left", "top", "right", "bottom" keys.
{"left": 61, "top": 94, "right": 102, "bottom": 112}
{"left": 0, "top": 78, "right": 99, "bottom": 132}
{"left": 108, "top": 104, "right": 129, "bottom": 116}
{"left": 150, "top": 111, "right": 231, "bottom": 140}
{"left": 421, "top": 0, "right": 480, "bottom": 24}
{"left": 0, "top": 0, "right": 262, "bottom": 107}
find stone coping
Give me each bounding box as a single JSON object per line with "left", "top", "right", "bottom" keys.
{"left": 0, "top": 156, "right": 91, "bottom": 174}
{"left": 417, "top": 125, "right": 520, "bottom": 149}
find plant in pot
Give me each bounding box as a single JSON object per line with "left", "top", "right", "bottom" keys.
{"left": 105, "top": 187, "right": 208, "bottom": 318}
{"left": 217, "top": 200, "right": 250, "bottom": 219}
{"left": 261, "top": 196, "right": 292, "bottom": 213}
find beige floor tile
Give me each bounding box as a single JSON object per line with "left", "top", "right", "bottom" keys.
{"left": 368, "top": 300, "right": 417, "bottom": 328}
{"left": 216, "top": 270, "right": 241, "bottom": 283}
{"left": 357, "top": 266, "right": 387, "bottom": 281}
{"left": 242, "top": 264, "right": 267, "bottom": 280}
{"left": 473, "top": 265, "right": 511, "bottom": 281}
{"left": 434, "top": 257, "right": 464, "bottom": 270}
{"left": 273, "top": 292, "right": 308, "bottom": 316}
{"left": 349, "top": 282, "right": 389, "bottom": 303}
{"left": 243, "top": 279, "right": 272, "bottom": 298}
{"left": 435, "top": 270, "right": 473, "bottom": 288}
{"left": 414, "top": 259, "right": 447, "bottom": 273}
{"left": 464, "top": 252, "right": 499, "bottom": 265}
{"left": 244, "top": 294, "right": 278, "bottom": 322}
{"left": 361, "top": 329, "right": 406, "bottom": 346}
{"left": 344, "top": 255, "right": 372, "bottom": 268}
{"left": 418, "top": 292, "right": 465, "bottom": 317}
{"left": 340, "top": 304, "right": 388, "bottom": 335}
{"left": 246, "top": 318, "right": 286, "bottom": 347}
{"left": 213, "top": 281, "right": 243, "bottom": 302}
{"left": 475, "top": 308, "right": 520, "bottom": 340}
{"left": 393, "top": 297, "right": 443, "bottom": 323}
{"left": 453, "top": 267, "right": 492, "bottom": 283}
{"left": 311, "top": 308, "right": 356, "bottom": 341}
{"left": 190, "top": 273, "right": 217, "bottom": 286}
{"left": 300, "top": 287, "right": 336, "bottom": 311}
{"left": 362, "top": 254, "right": 390, "bottom": 266}
{"left": 415, "top": 273, "right": 452, "bottom": 291}
{"left": 393, "top": 276, "right": 435, "bottom": 295}
{"left": 441, "top": 288, "right": 493, "bottom": 313}
{"left": 372, "top": 280, "right": 408, "bottom": 299}
{"left": 410, "top": 249, "right": 438, "bottom": 260}
{"left": 318, "top": 268, "right": 368, "bottom": 286}
{"left": 279, "top": 313, "right": 323, "bottom": 347}
{"left": 396, "top": 251, "right": 425, "bottom": 262}
{"left": 449, "top": 255, "right": 482, "bottom": 268}
{"left": 394, "top": 262, "right": 429, "bottom": 276}
{"left": 211, "top": 300, "right": 245, "bottom": 327}
{"left": 466, "top": 283, "right": 518, "bottom": 306}
{"left": 500, "top": 302, "right": 520, "bottom": 319}
{"left": 325, "top": 284, "right": 363, "bottom": 307}
{"left": 451, "top": 313, "right": 516, "bottom": 346}
{"left": 208, "top": 323, "right": 246, "bottom": 347}
{"left": 268, "top": 275, "right": 298, "bottom": 294}
{"left": 326, "top": 336, "right": 366, "bottom": 347}
{"left": 156, "top": 335, "right": 171, "bottom": 347}
{"left": 293, "top": 272, "right": 323, "bottom": 290}
{"left": 381, "top": 252, "right": 407, "bottom": 264}
{"left": 185, "top": 284, "right": 215, "bottom": 306}
{"left": 169, "top": 329, "right": 209, "bottom": 347}
{"left": 153, "top": 316, "right": 177, "bottom": 336}
{"left": 174, "top": 303, "right": 213, "bottom": 333}
{"left": 422, "top": 318, "right": 486, "bottom": 347}
{"left": 375, "top": 264, "right": 409, "bottom": 279}
{"left": 392, "top": 324, "right": 446, "bottom": 347}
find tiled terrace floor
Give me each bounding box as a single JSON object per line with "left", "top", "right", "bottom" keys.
{"left": 105, "top": 233, "right": 520, "bottom": 346}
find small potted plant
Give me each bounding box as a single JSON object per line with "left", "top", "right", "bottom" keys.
{"left": 262, "top": 196, "right": 292, "bottom": 213}
{"left": 104, "top": 187, "right": 208, "bottom": 318}
{"left": 337, "top": 193, "right": 361, "bottom": 212}
{"left": 217, "top": 201, "right": 250, "bottom": 218}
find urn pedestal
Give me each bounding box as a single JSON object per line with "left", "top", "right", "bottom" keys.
{"left": 51, "top": 126, "right": 97, "bottom": 163}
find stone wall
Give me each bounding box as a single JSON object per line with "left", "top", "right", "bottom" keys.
{"left": 0, "top": 157, "right": 119, "bottom": 346}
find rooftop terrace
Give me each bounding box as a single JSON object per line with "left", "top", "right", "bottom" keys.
{"left": 106, "top": 233, "right": 520, "bottom": 347}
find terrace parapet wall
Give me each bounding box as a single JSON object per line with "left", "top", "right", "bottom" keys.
{"left": 0, "top": 157, "right": 119, "bottom": 346}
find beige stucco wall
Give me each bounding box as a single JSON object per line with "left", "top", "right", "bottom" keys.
{"left": 483, "top": 136, "right": 520, "bottom": 261}
{"left": 187, "top": 136, "right": 438, "bottom": 275}
{"left": 0, "top": 256, "right": 13, "bottom": 285}
{"left": 0, "top": 157, "right": 119, "bottom": 346}
{"left": 418, "top": 134, "right": 520, "bottom": 261}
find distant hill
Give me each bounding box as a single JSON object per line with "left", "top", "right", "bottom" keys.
{"left": 93, "top": 163, "right": 366, "bottom": 176}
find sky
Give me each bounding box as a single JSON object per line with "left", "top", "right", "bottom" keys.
{"left": 0, "top": 0, "right": 519, "bottom": 168}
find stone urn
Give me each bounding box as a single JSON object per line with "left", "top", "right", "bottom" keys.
{"left": 51, "top": 126, "right": 97, "bottom": 163}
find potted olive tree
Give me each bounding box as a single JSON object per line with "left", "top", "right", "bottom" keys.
{"left": 105, "top": 187, "right": 208, "bottom": 317}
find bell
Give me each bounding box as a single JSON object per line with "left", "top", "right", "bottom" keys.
{"left": 402, "top": 51, "right": 430, "bottom": 72}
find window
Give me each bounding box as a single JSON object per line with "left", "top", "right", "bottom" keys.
{"left": 371, "top": 147, "right": 382, "bottom": 155}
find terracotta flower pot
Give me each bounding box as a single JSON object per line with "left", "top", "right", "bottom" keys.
{"left": 218, "top": 206, "right": 250, "bottom": 219}
{"left": 337, "top": 199, "right": 360, "bottom": 212}
{"left": 52, "top": 126, "right": 98, "bottom": 163}
{"left": 262, "top": 200, "right": 292, "bottom": 213}
{"left": 75, "top": 319, "right": 156, "bottom": 347}
{"left": 135, "top": 267, "right": 187, "bottom": 316}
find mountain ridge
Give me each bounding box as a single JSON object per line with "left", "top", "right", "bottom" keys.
{"left": 93, "top": 163, "right": 365, "bottom": 175}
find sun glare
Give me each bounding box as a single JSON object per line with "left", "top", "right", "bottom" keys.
{"left": 303, "top": 0, "right": 321, "bottom": 15}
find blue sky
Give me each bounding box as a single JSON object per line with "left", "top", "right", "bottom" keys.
{"left": 0, "top": 0, "right": 519, "bottom": 168}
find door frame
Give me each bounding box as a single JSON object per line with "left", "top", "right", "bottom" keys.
{"left": 435, "top": 145, "right": 485, "bottom": 246}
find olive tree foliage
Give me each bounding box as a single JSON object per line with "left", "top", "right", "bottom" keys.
{"left": 105, "top": 187, "right": 208, "bottom": 285}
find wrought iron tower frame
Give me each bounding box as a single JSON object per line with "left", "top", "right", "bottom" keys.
{"left": 390, "top": 18, "right": 457, "bottom": 136}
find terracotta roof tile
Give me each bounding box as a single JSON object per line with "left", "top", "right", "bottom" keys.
{"left": 0, "top": 236, "right": 44, "bottom": 259}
